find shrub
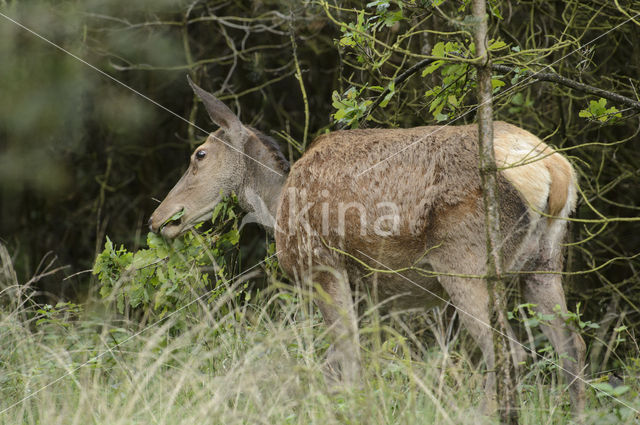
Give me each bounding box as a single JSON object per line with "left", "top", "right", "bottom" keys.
{"left": 93, "top": 196, "right": 241, "bottom": 317}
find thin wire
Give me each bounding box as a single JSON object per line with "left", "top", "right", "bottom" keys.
{"left": 355, "top": 12, "right": 640, "bottom": 177}
{"left": 0, "top": 12, "right": 283, "bottom": 177}
{"left": 0, "top": 251, "right": 280, "bottom": 415}
{"left": 355, "top": 248, "right": 640, "bottom": 414}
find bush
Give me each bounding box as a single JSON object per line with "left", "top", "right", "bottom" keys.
{"left": 93, "top": 195, "right": 242, "bottom": 317}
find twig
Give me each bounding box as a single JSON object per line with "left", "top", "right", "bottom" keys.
{"left": 362, "top": 57, "right": 436, "bottom": 122}
{"left": 491, "top": 64, "right": 640, "bottom": 111}
{"left": 363, "top": 58, "right": 640, "bottom": 122}
{"left": 289, "top": 14, "right": 310, "bottom": 149}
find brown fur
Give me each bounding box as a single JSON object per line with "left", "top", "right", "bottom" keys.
{"left": 276, "top": 123, "right": 567, "bottom": 275}
{"left": 247, "top": 126, "right": 290, "bottom": 174}
{"left": 546, "top": 154, "right": 574, "bottom": 218}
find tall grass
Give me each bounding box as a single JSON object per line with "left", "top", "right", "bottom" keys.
{"left": 0, "top": 275, "right": 637, "bottom": 424}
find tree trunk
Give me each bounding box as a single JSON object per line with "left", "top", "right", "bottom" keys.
{"left": 471, "top": 1, "right": 519, "bottom": 423}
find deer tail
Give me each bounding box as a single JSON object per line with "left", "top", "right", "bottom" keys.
{"left": 546, "top": 153, "right": 577, "bottom": 221}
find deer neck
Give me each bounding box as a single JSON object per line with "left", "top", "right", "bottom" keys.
{"left": 238, "top": 133, "right": 289, "bottom": 233}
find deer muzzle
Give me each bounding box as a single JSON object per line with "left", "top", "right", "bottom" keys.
{"left": 148, "top": 206, "right": 185, "bottom": 238}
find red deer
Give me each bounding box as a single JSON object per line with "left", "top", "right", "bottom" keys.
{"left": 149, "top": 77, "right": 586, "bottom": 413}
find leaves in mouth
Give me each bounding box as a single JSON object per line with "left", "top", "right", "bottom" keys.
{"left": 161, "top": 209, "right": 185, "bottom": 229}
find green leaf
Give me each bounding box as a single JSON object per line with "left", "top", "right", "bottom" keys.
{"left": 147, "top": 232, "right": 169, "bottom": 258}
{"left": 511, "top": 92, "right": 524, "bottom": 106}
{"left": 539, "top": 313, "right": 555, "bottom": 321}
{"left": 431, "top": 42, "right": 445, "bottom": 58}
{"left": 331, "top": 91, "right": 342, "bottom": 107}
{"left": 613, "top": 385, "right": 630, "bottom": 397}
{"left": 132, "top": 249, "right": 157, "bottom": 269}
{"left": 579, "top": 98, "right": 622, "bottom": 122}
{"left": 428, "top": 96, "right": 443, "bottom": 113}
{"left": 491, "top": 78, "right": 505, "bottom": 90}
{"left": 116, "top": 292, "right": 125, "bottom": 314}
{"left": 93, "top": 194, "right": 243, "bottom": 317}
{"left": 366, "top": 0, "right": 389, "bottom": 9}
{"left": 435, "top": 112, "right": 448, "bottom": 122}
{"left": 489, "top": 1, "right": 503, "bottom": 19}
{"left": 163, "top": 209, "right": 184, "bottom": 226}
{"left": 424, "top": 87, "right": 439, "bottom": 98}
{"left": 128, "top": 284, "right": 145, "bottom": 308}
{"left": 99, "top": 284, "right": 111, "bottom": 298}
{"left": 421, "top": 60, "right": 443, "bottom": 77}
{"left": 379, "top": 91, "right": 395, "bottom": 108}
{"left": 211, "top": 201, "right": 226, "bottom": 223}
{"left": 225, "top": 229, "right": 240, "bottom": 246}
{"left": 339, "top": 36, "right": 355, "bottom": 47}
{"left": 592, "top": 382, "right": 614, "bottom": 395}
{"left": 489, "top": 39, "right": 507, "bottom": 51}
{"left": 384, "top": 11, "right": 404, "bottom": 27}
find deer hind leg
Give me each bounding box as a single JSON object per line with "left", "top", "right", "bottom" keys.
{"left": 438, "top": 275, "right": 525, "bottom": 412}
{"left": 311, "top": 267, "right": 361, "bottom": 385}
{"left": 521, "top": 259, "right": 586, "bottom": 414}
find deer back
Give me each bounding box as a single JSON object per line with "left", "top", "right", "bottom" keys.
{"left": 275, "top": 122, "right": 575, "bottom": 275}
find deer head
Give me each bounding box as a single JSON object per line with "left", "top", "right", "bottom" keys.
{"left": 148, "top": 77, "right": 249, "bottom": 238}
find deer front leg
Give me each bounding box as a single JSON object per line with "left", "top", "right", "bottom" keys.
{"left": 313, "top": 268, "right": 361, "bottom": 385}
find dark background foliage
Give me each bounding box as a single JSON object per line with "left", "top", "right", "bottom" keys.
{"left": 1, "top": 0, "right": 639, "bottom": 351}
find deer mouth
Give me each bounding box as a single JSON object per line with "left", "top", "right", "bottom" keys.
{"left": 153, "top": 195, "right": 222, "bottom": 239}
{"left": 159, "top": 208, "right": 185, "bottom": 238}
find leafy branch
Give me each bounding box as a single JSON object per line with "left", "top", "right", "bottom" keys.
{"left": 362, "top": 58, "right": 640, "bottom": 123}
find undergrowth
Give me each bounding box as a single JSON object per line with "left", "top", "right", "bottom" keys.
{"left": 1, "top": 199, "right": 639, "bottom": 424}
{"left": 2, "top": 275, "right": 640, "bottom": 424}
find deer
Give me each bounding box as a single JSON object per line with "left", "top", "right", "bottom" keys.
{"left": 149, "top": 77, "right": 586, "bottom": 414}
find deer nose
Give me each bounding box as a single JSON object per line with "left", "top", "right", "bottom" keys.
{"left": 148, "top": 216, "right": 157, "bottom": 233}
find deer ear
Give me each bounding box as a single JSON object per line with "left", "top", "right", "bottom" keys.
{"left": 187, "top": 75, "right": 245, "bottom": 146}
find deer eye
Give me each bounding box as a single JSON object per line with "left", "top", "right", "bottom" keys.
{"left": 195, "top": 149, "right": 207, "bottom": 160}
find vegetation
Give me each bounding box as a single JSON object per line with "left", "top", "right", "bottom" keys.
{"left": 2, "top": 271, "right": 640, "bottom": 424}
{"left": 93, "top": 195, "right": 243, "bottom": 317}
{"left": 1, "top": 0, "right": 640, "bottom": 423}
